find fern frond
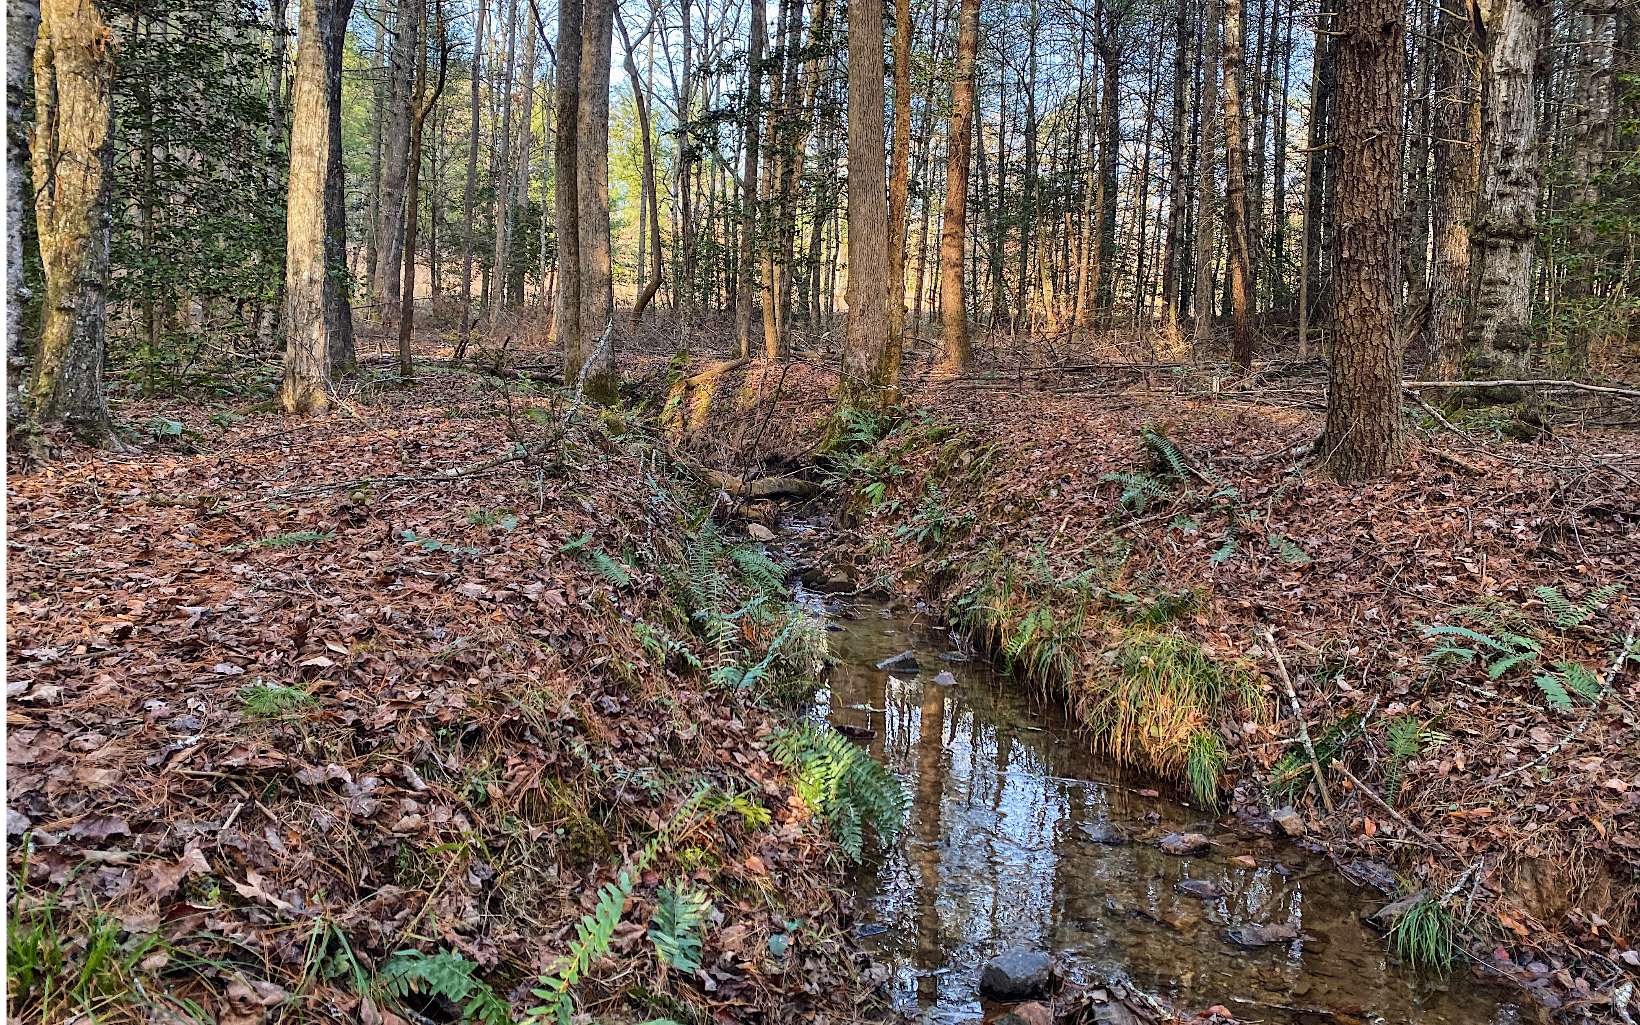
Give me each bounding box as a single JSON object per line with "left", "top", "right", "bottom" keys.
{"left": 648, "top": 883, "right": 711, "bottom": 974}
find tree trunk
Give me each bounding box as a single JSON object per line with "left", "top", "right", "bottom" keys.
{"left": 1160, "top": 0, "right": 1189, "bottom": 340}
{"left": 457, "top": 0, "right": 486, "bottom": 355}
{"left": 30, "top": 0, "right": 113, "bottom": 441}
{"left": 278, "top": 0, "right": 339, "bottom": 413}
{"left": 576, "top": 0, "right": 617, "bottom": 400}
{"left": 844, "top": 0, "right": 896, "bottom": 399}
{"left": 398, "top": 0, "right": 451, "bottom": 379}
{"left": 619, "top": 12, "right": 665, "bottom": 323}
{"left": 1222, "top": 0, "right": 1256, "bottom": 368}
{"left": 1563, "top": 3, "right": 1616, "bottom": 373}
{"left": 555, "top": 0, "right": 583, "bottom": 375}
{"left": 936, "top": 0, "right": 981, "bottom": 376}
{"left": 1193, "top": 0, "right": 1221, "bottom": 355}
{"left": 1427, "top": 0, "right": 1480, "bottom": 372}
{"left": 7, "top": 0, "right": 40, "bottom": 442}
{"left": 1322, "top": 0, "right": 1405, "bottom": 482}
{"left": 886, "top": 0, "right": 911, "bottom": 349}
{"left": 325, "top": 0, "right": 356, "bottom": 373}
{"left": 1463, "top": 0, "right": 1548, "bottom": 396}
{"left": 735, "top": 0, "right": 765, "bottom": 358}
{"left": 1094, "top": 12, "right": 1120, "bottom": 329}
{"left": 374, "top": 0, "right": 418, "bottom": 325}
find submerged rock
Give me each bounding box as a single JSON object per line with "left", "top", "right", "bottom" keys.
{"left": 1177, "top": 878, "right": 1223, "bottom": 899}
{"left": 992, "top": 1001, "right": 1053, "bottom": 1025}
{"left": 1365, "top": 891, "right": 1428, "bottom": 932}
{"left": 979, "top": 948, "right": 1054, "bottom": 1000}
{"left": 1158, "top": 832, "right": 1211, "bottom": 855}
{"left": 1224, "top": 922, "right": 1300, "bottom": 948}
{"left": 1080, "top": 819, "right": 1129, "bottom": 846}
{"left": 1271, "top": 807, "right": 1306, "bottom": 837}
{"left": 933, "top": 670, "right": 959, "bottom": 686}
{"left": 875, "top": 650, "right": 921, "bottom": 672}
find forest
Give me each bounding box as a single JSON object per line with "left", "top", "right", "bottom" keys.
{"left": 5, "top": 0, "right": 1640, "bottom": 1022}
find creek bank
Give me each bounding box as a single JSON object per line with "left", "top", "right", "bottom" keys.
{"left": 654, "top": 355, "right": 1639, "bottom": 1021}
{"left": 6, "top": 369, "right": 878, "bottom": 1024}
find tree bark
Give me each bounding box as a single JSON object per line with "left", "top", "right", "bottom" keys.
{"left": 576, "top": 0, "right": 617, "bottom": 400}
{"left": 278, "top": 0, "right": 339, "bottom": 413}
{"left": 1463, "top": 0, "right": 1548, "bottom": 397}
{"left": 936, "top": 0, "right": 981, "bottom": 376}
{"left": 1321, "top": 0, "right": 1406, "bottom": 482}
{"left": 1427, "top": 0, "right": 1480, "bottom": 372}
{"left": 1160, "top": 0, "right": 1189, "bottom": 341}
{"left": 30, "top": 0, "right": 113, "bottom": 441}
{"left": 618, "top": 12, "right": 665, "bottom": 323}
{"left": 373, "top": 0, "right": 419, "bottom": 325}
{"left": 887, "top": 0, "right": 912, "bottom": 350}
{"left": 457, "top": 0, "right": 486, "bottom": 355}
{"left": 397, "top": 0, "right": 451, "bottom": 379}
{"left": 844, "top": 0, "right": 896, "bottom": 399}
{"left": 325, "top": 0, "right": 356, "bottom": 373}
{"left": 555, "top": 0, "right": 583, "bottom": 375}
{"left": 7, "top": 0, "right": 40, "bottom": 442}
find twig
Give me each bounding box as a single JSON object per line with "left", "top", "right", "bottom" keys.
{"left": 1330, "top": 762, "right": 1445, "bottom": 849}
{"left": 1260, "top": 627, "right": 1334, "bottom": 813}
{"left": 1403, "top": 379, "right": 1640, "bottom": 401}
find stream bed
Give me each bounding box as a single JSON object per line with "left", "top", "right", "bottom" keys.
{"left": 804, "top": 586, "right": 1523, "bottom": 1025}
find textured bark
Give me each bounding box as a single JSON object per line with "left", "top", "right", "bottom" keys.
{"left": 1221, "top": 0, "right": 1255, "bottom": 368}
{"left": 935, "top": 0, "right": 980, "bottom": 376}
{"left": 1563, "top": 4, "right": 1616, "bottom": 373}
{"left": 576, "top": 0, "right": 617, "bottom": 400}
{"left": 1192, "top": 0, "right": 1221, "bottom": 355}
{"left": 30, "top": 0, "right": 113, "bottom": 441}
{"left": 1428, "top": 0, "right": 1480, "bottom": 372}
{"left": 843, "top": 0, "right": 895, "bottom": 398}
{"left": 886, "top": 0, "right": 911, "bottom": 348}
{"left": 373, "top": 0, "right": 418, "bottom": 324}
{"left": 1322, "top": 0, "right": 1406, "bottom": 482}
{"left": 8, "top": 0, "right": 40, "bottom": 440}
{"left": 1463, "top": 0, "right": 1548, "bottom": 395}
{"left": 278, "top": 0, "right": 338, "bottom": 413}
{"left": 554, "top": 0, "right": 583, "bottom": 375}
{"left": 735, "top": 0, "right": 765, "bottom": 358}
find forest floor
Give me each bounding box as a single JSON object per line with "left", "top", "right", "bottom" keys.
{"left": 5, "top": 334, "right": 886, "bottom": 1025}
{"left": 649, "top": 326, "right": 1640, "bottom": 1021}
{"left": 9, "top": 312, "right": 1640, "bottom": 1024}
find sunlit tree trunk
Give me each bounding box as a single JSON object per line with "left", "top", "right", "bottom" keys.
{"left": 735, "top": 0, "right": 765, "bottom": 358}
{"left": 1427, "top": 0, "right": 1480, "bottom": 373}
{"left": 373, "top": 0, "right": 418, "bottom": 325}
{"left": 887, "top": 0, "right": 912, "bottom": 350}
{"left": 1192, "top": 0, "right": 1221, "bottom": 355}
{"left": 1160, "top": 0, "right": 1189, "bottom": 341}
{"left": 278, "top": 0, "right": 340, "bottom": 413}
{"left": 457, "top": 0, "right": 486, "bottom": 355}
{"left": 844, "top": 0, "right": 896, "bottom": 398}
{"left": 397, "top": 0, "right": 450, "bottom": 379}
{"left": 1222, "top": 0, "right": 1255, "bottom": 368}
{"left": 1322, "top": 0, "right": 1405, "bottom": 482}
{"left": 30, "top": 0, "right": 113, "bottom": 441}
{"left": 936, "top": 0, "right": 981, "bottom": 375}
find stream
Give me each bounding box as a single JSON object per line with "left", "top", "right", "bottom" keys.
{"left": 801, "top": 585, "right": 1524, "bottom": 1025}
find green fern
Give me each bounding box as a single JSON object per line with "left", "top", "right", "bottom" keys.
{"left": 648, "top": 883, "right": 711, "bottom": 974}
{"left": 1266, "top": 532, "right": 1312, "bottom": 565}
{"left": 524, "top": 786, "right": 710, "bottom": 1025}
{"left": 1382, "top": 715, "right": 1429, "bottom": 803}
{"left": 636, "top": 621, "right": 704, "bottom": 672}
{"left": 377, "top": 950, "right": 510, "bottom": 1025}
{"left": 772, "top": 723, "right": 905, "bottom": 863}
{"left": 561, "top": 532, "right": 633, "bottom": 588}
{"left": 1533, "top": 660, "right": 1603, "bottom": 712}
{"left": 1141, "top": 426, "right": 1189, "bottom": 480}
{"left": 730, "top": 545, "right": 787, "bottom": 596}
{"left": 1100, "top": 470, "right": 1174, "bottom": 513}
{"left": 1534, "top": 584, "right": 1624, "bottom": 628}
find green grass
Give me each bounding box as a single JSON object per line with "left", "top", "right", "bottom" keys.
{"left": 239, "top": 682, "right": 317, "bottom": 719}
{"left": 226, "top": 529, "right": 336, "bottom": 553}
{"left": 1388, "top": 895, "right": 1457, "bottom": 973}
{"left": 8, "top": 894, "right": 164, "bottom": 1023}
{"left": 1184, "top": 730, "right": 1227, "bottom": 810}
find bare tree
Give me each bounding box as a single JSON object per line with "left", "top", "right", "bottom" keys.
{"left": 576, "top": 0, "right": 618, "bottom": 399}
{"left": 397, "top": 0, "right": 453, "bottom": 379}
{"left": 936, "top": 0, "right": 981, "bottom": 375}
{"left": 844, "top": 0, "right": 897, "bottom": 398}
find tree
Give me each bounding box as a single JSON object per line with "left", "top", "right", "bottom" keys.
{"left": 396, "top": 0, "right": 452, "bottom": 379}
{"left": 576, "top": 0, "right": 617, "bottom": 400}
{"left": 457, "top": 0, "right": 487, "bottom": 354}
{"left": 1463, "top": 0, "right": 1548, "bottom": 396}
{"left": 1221, "top": 0, "right": 1255, "bottom": 368}
{"left": 1320, "top": 0, "right": 1405, "bottom": 482}
{"left": 1427, "top": 0, "right": 1480, "bottom": 372}
{"left": 374, "top": 0, "right": 419, "bottom": 325}
{"left": 735, "top": 0, "right": 766, "bottom": 359}
{"left": 8, "top": 0, "right": 40, "bottom": 441}
{"left": 843, "top": 0, "right": 897, "bottom": 398}
{"left": 30, "top": 0, "right": 115, "bottom": 441}
{"left": 1159, "top": 0, "right": 1189, "bottom": 340}
{"left": 278, "top": 0, "right": 345, "bottom": 413}
{"left": 936, "top": 0, "right": 981, "bottom": 376}
{"left": 886, "top": 0, "right": 912, "bottom": 350}
{"left": 554, "top": 0, "right": 583, "bottom": 374}
{"left": 1192, "top": 0, "right": 1220, "bottom": 356}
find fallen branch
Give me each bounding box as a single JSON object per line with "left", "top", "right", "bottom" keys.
{"left": 1260, "top": 627, "right": 1334, "bottom": 813}
{"left": 1403, "top": 378, "right": 1640, "bottom": 401}
{"left": 1500, "top": 616, "right": 1639, "bottom": 780}
{"left": 699, "top": 468, "right": 818, "bottom": 499}
{"left": 1331, "top": 762, "right": 1444, "bottom": 849}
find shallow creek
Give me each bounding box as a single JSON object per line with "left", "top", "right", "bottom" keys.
{"left": 802, "top": 586, "right": 1523, "bottom": 1025}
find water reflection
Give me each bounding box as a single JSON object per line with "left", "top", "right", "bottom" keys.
{"left": 814, "top": 593, "right": 1521, "bottom": 1025}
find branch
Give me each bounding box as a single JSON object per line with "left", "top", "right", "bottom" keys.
{"left": 1402, "top": 379, "right": 1640, "bottom": 401}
